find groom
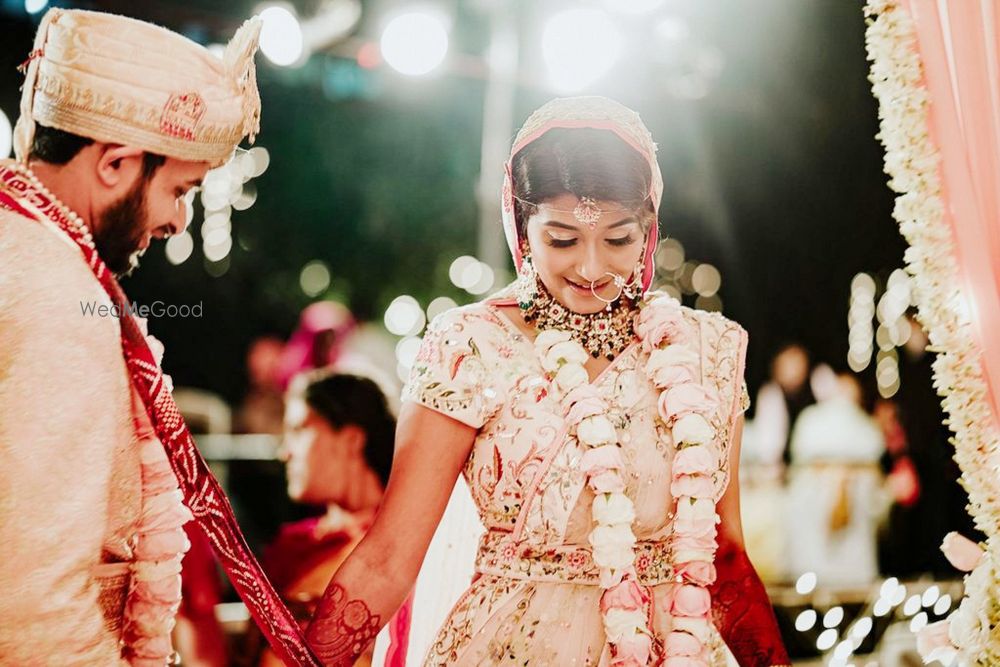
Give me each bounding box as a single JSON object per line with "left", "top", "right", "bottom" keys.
{"left": 0, "top": 9, "right": 315, "bottom": 665}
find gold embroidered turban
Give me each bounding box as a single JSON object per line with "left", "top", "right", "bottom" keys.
{"left": 13, "top": 8, "right": 262, "bottom": 168}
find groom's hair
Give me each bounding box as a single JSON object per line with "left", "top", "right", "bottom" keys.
{"left": 29, "top": 124, "right": 167, "bottom": 175}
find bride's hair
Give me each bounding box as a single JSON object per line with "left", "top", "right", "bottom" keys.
{"left": 511, "top": 128, "right": 654, "bottom": 235}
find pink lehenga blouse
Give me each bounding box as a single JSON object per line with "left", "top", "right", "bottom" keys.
{"left": 402, "top": 293, "right": 748, "bottom": 666}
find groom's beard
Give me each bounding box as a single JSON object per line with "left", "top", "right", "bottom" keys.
{"left": 93, "top": 177, "right": 150, "bottom": 278}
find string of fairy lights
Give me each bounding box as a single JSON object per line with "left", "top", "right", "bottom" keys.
{"left": 848, "top": 269, "right": 913, "bottom": 398}
{"left": 789, "top": 570, "right": 957, "bottom": 665}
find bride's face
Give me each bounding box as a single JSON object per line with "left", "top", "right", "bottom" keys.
{"left": 524, "top": 192, "right": 646, "bottom": 315}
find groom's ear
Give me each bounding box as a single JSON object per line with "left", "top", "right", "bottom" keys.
{"left": 94, "top": 144, "right": 146, "bottom": 191}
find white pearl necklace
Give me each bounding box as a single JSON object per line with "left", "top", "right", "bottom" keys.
{"left": 9, "top": 162, "right": 96, "bottom": 249}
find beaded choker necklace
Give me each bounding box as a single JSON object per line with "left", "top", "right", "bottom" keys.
{"left": 521, "top": 278, "right": 637, "bottom": 360}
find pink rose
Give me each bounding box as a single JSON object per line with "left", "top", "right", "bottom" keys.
{"left": 635, "top": 298, "right": 688, "bottom": 350}
{"left": 671, "top": 584, "right": 711, "bottom": 617}
{"left": 600, "top": 580, "right": 650, "bottom": 613}
{"left": 129, "top": 634, "right": 174, "bottom": 661}
{"left": 675, "top": 561, "right": 717, "bottom": 587}
{"left": 672, "top": 534, "right": 718, "bottom": 554}
{"left": 613, "top": 632, "right": 652, "bottom": 666}
{"left": 562, "top": 383, "right": 602, "bottom": 410}
{"left": 672, "top": 446, "right": 715, "bottom": 476}
{"left": 581, "top": 445, "right": 626, "bottom": 475}
{"left": 917, "top": 620, "right": 955, "bottom": 663}
{"left": 590, "top": 470, "right": 626, "bottom": 493}
{"left": 664, "top": 630, "right": 703, "bottom": 656}
{"left": 134, "top": 527, "right": 190, "bottom": 561}
{"left": 141, "top": 463, "right": 179, "bottom": 494}
{"left": 671, "top": 474, "right": 716, "bottom": 499}
{"left": 674, "top": 516, "right": 717, "bottom": 539}
{"left": 567, "top": 396, "right": 607, "bottom": 425}
{"left": 131, "top": 575, "right": 183, "bottom": 603}
{"left": 658, "top": 384, "right": 719, "bottom": 424}
{"left": 941, "top": 532, "right": 983, "bottom": 572}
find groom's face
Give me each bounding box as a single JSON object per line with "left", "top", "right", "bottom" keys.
{"left": 95, "top": 156, "right": 208, "bottom": 277}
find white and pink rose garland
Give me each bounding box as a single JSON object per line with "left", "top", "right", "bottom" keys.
{"left": 123, "top": 319, "right": 193, "bottom": 666}
{"left": 534, "top": 294, "right": 723, "bottom": 666}
{"left": 640, "top": 295, "right": 721, "bottom": 667}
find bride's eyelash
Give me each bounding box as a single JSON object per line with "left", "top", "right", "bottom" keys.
{"left": 545, "top": 235, "right": 577, "bottom": 248}
{"left": 544, "top": 234, "right": 636, "bottom": 248}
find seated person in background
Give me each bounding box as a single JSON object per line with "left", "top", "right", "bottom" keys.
{"left": 786, "top": 371, "right": 886, "bottom": 587}
{"left": 247, "top": 371, "right": 395, "bottom": 666}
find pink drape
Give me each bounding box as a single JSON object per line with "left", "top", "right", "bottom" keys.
{"left": 903, "top": 0, "right": 1000, "bottom": 432}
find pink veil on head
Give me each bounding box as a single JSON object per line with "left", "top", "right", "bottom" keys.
{"left": 500, "top": 96, "right": 664, "bottom": 292}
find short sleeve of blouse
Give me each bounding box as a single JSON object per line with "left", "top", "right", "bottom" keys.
{"left": 401, "top": 306, "right": 502, "bottom": 429}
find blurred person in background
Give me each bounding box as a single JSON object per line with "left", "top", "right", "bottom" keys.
{"left": 275, "top": 301, "right": 358, "bottom": 391}
{"left": 243, "top": 371, "right": 395, "bottom": 666}
{"left": 786, "top": 371, "right": 886, "bottom": 586}
{"left": 873, "top": 399, "right": 923, "bottom": 576}
{"left": 747, "top": 344, "right": 817, "bottom": 468}
{"left": 237, "top": 335, "right": 287, "bottom": 435}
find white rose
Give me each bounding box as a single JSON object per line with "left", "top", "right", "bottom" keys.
{"left": 542, "top": 340, "right": 590, "bottom": 372}
{"left": 577, "top": 415, "right": 618, "bottom": 446}
{"left": 589, "top": 524, "right": 636, "bottom": 570}
{"left": 645, "top": 347, "right": 699, "bottom": 386}
{"left": 602, "top": 608, "right": 647, "bottom": 642}
{"left": 947, "top": 598, "right": 986, "bottom": 652}
{"left": 592, "top": 492, "right": 636, "bottom": 526}
{"left": 534, "top": 329, "right": 572, "bottom": 356}
{"left": 675, "top": 497, "right": 717, "bottom": 524}
{"left": 555, "top": 363, "right": 589, "bottom": 393}
{"left": 672, "top": 414, "right": 715, "bottom": 446}
{"left": 671, "top": 616, "right": 712, "bottom": 643}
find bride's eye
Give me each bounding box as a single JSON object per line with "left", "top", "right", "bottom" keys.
{"left": 607, "top": 235, "right": 635, "bottom": 247}
{"left": 546, "top": 234, "right": 577, "bottom": 248}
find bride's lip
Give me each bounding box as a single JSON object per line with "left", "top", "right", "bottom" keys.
{"left": 566, "top": 278, "right": 612, "bottom": 294}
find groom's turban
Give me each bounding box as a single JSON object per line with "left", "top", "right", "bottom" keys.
{"left": 14, "top": 8, "right": 262, "bottom": 168}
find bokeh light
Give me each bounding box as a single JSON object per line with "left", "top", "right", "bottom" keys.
{"left": 299, "top": 260, "right": 331, "bottom": 297}
{"left": 384, "top": 295, "right": 425, "bottom": 337}
{"left": 381, "top": 11, "right": 449, "bottom": 76}
{"left": 816, "top": 628, "right": 838, "bottom": 651}
{"left": 796, "top": 572, "right": 818, "bottom": 595}
{"left": 542, "top": 9, "right": 622, "bottom": 92}
{"left": 165, "top": 231, "right": 194, "bottom": 265}
{"left": 427, "top": 296, "right": 458, "bottom": 321}
{"left": 0, "top": 108, "right": 12, "bottom": 159}
{"left": 795, "top": 609, "right": 817, "bottom": 632}
{"left": 24, "top": 0, "right": 48, "bottom": 15}
{"left": 259, "top": 5, "right": 304, "bottom": 67}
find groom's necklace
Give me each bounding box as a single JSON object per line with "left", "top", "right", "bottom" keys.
{"left": 522, "top": 280, "right": 637, "bottom": 360}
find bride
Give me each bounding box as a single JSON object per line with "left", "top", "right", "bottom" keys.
{"left": 304, "top": 96, "right": 789, "bottom": 667}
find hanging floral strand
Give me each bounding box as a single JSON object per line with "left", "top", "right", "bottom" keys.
{"left": 863, "top": 1, "right": 1000, "bottom": 662}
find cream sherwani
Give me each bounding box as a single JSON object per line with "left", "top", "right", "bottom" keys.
{"left": 0, "top": 207, "right": 140, "bottom": 664}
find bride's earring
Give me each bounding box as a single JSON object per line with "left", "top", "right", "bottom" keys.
{"left": 515, "top": 250, "right": 539, "bottom": 311}
{"left": 622, "top": 250, "right": 646, "bottom": 301}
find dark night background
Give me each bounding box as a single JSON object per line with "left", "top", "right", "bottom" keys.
{"left": 0, "top": 0, "right": 906, "bottom": 404}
